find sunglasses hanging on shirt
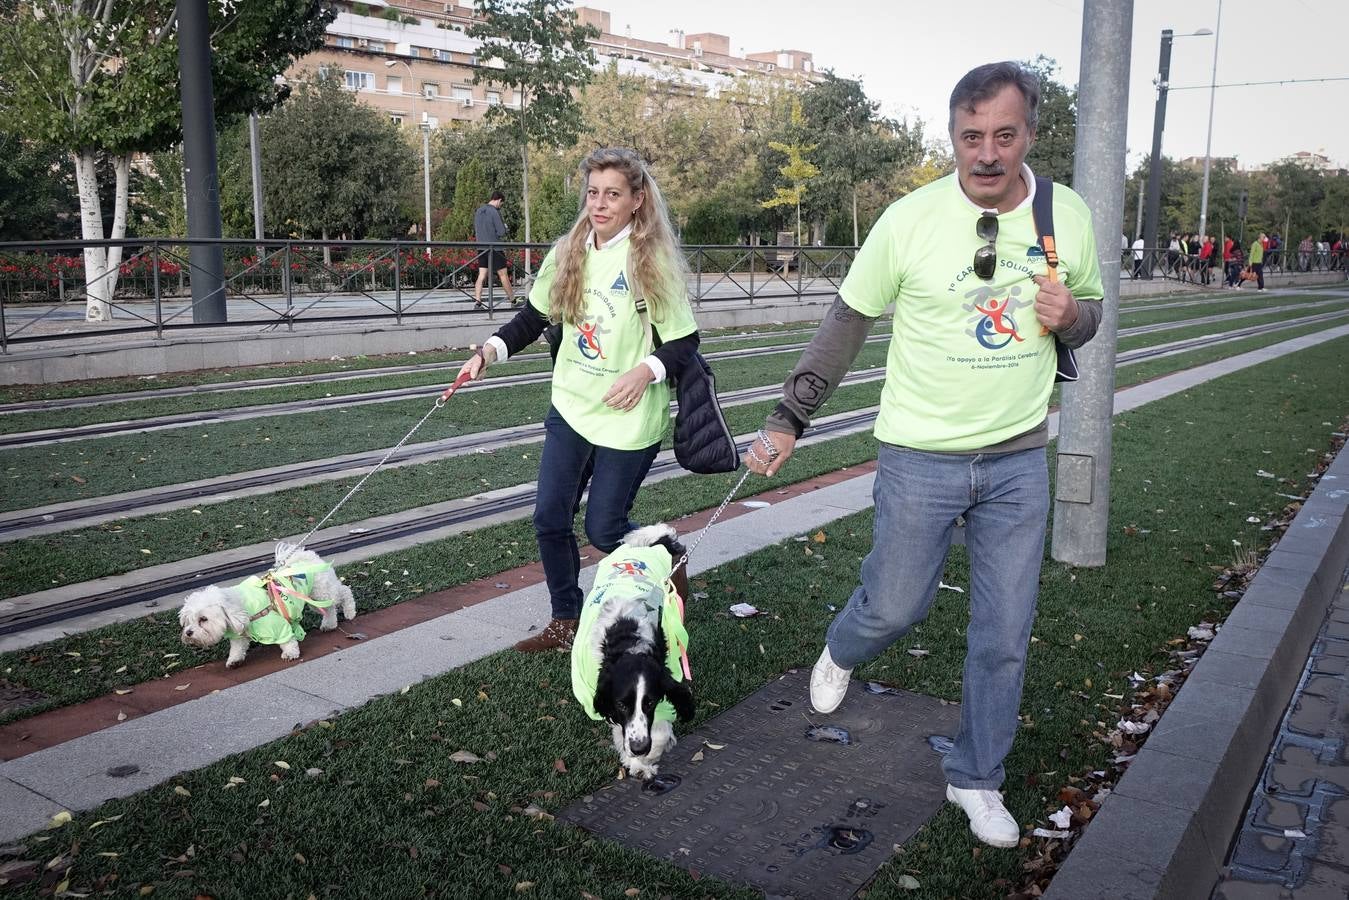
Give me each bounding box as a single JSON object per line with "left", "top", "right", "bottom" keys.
{"left": 974, "top": 212, "right": 998, "bottom": 280}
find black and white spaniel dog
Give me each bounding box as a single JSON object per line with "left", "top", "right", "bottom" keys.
{"left": 572, "top": 524, "right": 695, "bottom": 779}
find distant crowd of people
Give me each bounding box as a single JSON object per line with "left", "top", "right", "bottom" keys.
{"left": 1126, "top": 230, "right": 1345, "bottom": 284}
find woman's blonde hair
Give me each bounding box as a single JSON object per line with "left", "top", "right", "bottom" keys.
{"left": 548, "top": 147, "right": 690, "bottom": 326}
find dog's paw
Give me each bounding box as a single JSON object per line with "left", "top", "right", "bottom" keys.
{"left": 625, "top": 758, "right": 658, "bottom": 780}
{"left": 280, "top": 646, "right": 300, "bottom": 661}
{"left": 320, "top": 618, "right": 337, "bottom": 632}
{"left": 226, "top": 657, "right": 244, "bottom": 669}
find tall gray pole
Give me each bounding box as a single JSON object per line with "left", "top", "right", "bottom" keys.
{"left": 1196, "top": 0, "right": 1223, "bottom": 240}
{"left": 248, "top": 112, "right": 265, "bottom": 246}
{"left": 177, "top": 0, "right": 227, "bottom": 323}
{"left": 1142, "top": 29, "right": 1172, "bottom": 276}
{"left": 1051, "top": 0, "right": 1133, "bottom": 566}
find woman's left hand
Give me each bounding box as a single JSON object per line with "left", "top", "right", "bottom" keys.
{"left": 602, "top": 364, "right": 656, "bottom": 412}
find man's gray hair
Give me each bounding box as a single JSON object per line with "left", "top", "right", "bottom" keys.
{"left": 948, "top": 61, "right": 1040, "bottom": 134}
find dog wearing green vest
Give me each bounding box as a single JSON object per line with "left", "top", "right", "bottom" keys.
{"left": 572, "top": 523, "right": 694, "bottom": 780}
{"left": 178, "top": 544, "right": 356, "bottom": 668}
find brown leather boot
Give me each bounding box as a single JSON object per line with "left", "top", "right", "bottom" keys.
{"left": 513, "top": 617, "right": 577, "bottom": 652}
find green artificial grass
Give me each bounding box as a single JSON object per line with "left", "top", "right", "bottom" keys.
{"left": 0, "top": 344, "right": 890, "bottom": 513}
{"left": 0, "top": 324, "right": 894, "bottom": 435}
{"left": 1116, "top": 299, "right": 1349, "bottom": 352}
{"left": 1114, "top": 291, "right": 1345, "bottom": 328}
{"left": 6, "top": 336, "right": 1346, "bottom": 900}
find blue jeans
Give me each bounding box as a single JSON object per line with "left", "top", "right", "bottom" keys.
{"left": 826, "top": 444, "right": 1049, "bottom": 789}
{"left": 534, "top": 407, "right": 661, "bottom": 619}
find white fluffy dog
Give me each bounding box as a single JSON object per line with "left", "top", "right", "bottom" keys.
{"left": 178, "top": 545, "right": 356, "bottom": 668}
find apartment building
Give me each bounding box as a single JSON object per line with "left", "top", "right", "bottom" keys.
{"left": 288, "top": 0, "right": 823, "bottom": 129}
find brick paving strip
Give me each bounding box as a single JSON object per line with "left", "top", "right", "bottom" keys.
{"left": 0, "top": 462, "right": 875, "bottom": 765}
{"left": 1045, "top": 445, "right": 1349, "bottom": 900}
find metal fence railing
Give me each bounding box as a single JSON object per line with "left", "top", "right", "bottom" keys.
{"left": 0, "top": 238, "right": 859, "bottom": 351}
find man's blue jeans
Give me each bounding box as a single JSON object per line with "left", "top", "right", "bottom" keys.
{"left": 826, "top": 443, "right": 1049, "bottom": 789}
{"left": 534, "top": 407, "right": 661, "bottom": 620}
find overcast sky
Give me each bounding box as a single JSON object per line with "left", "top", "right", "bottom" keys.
{"left": 591, "top": 0, "right": 1345, "bottom": 172}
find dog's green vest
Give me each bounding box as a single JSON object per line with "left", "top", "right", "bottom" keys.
{"left": 224, "top": 563, "right": 333, "bottom": 646}
{"left": 571, "top": 544, "right": 689, "bottom": 723}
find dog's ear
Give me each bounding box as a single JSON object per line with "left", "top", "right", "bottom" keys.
{"left": 222, "top": 600, "right": 251, "bottom": 634}
{"left": 662, "top": 671, "right": 696, "bottom": 723}
{"left": 592, "top": 662, "right": 618, "bottom": 724}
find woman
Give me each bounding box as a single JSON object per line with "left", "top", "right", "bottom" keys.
{"left": 456, "top": 147, "right": 699, "bottom": 652}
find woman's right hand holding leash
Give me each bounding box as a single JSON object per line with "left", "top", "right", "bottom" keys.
{"left": 456, "top": 343, "right": 496, "bottom": 383}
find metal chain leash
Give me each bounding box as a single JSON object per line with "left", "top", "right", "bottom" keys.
{"left": 277, "top": 370, "right": 474, "bottom": 569}
{"left": 672, "top": 430, "right": 779, "bottom": 577}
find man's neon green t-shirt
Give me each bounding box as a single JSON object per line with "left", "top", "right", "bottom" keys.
{"left": 840, "top": 171, "right": 1103, "bottom": 451}
{"left": 529, "top": 237, "right": 697, "bottom": 450}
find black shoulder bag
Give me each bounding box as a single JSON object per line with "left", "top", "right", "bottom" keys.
{"left": 1031, "top": 176, "right": 1080, "bottom": 383}
{"left": 638, "top": 301, "right": 740, "bottom": 475}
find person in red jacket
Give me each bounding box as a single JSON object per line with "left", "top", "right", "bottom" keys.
{"left": 1222, "top": 236, "right": 1237, "bottom": 287}
{"left": 1198, "top": 235, "right": 1215, "bottom": 285}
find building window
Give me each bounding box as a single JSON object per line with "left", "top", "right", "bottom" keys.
{"left": 390, "top": 114, "right": 405, "bottom": 126}
{"left": 451, "top": 86, "right": 473, "bottom": 101}
{"left": 386, "top": 76, "right": 403, "bottom": 95}
{"left": 408, "top": 46, "right": 420, "bottom": 58}
{"left": 422, "top": 82, "right": 439, "bottom": 98}
{"left": 425, "top": 115, "right": 439, "bottom": 128}
{"left": 432, "top": 49, "right": 450, "bottom": 62}
{"left": 367, "top": 41, "right": 385, "bottom": 53}
{"left": 487, "top": 90, "right": 501, "bottom": 106}
{"left": 344, "top": 70, "right": 374, "bottom": 91}
{"left": 335, "top": 36, "right": 355, "bottom": 49}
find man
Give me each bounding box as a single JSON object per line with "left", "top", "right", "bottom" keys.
{"left": 1249, "top": 233, "right": 1266, "bottom": 292}
{"left": 1130, "top": 235, "right": 1146, "bottom": 278}
{"left": 473, "top": 190, "right": 515, "bottom": 309}
{"left": 743, "top": 62, "right": 1103, "bottom": 849}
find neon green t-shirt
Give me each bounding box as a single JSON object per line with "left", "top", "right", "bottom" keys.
{"left": 840, "top": 172, "right": 1103, "bottom": 451}
{"left": 1249, "top": 241, "right": 1264, "bottom": 264}
{"left": 529, "top": 237, "right": 697, "bottom": 450}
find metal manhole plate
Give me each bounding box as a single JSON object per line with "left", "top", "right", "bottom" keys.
{"left": 559, "top": 669, "right": 960, "bottom": 899}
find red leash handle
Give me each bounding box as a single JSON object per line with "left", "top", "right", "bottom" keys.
{"left": 439, "top": 368, "right": 474, "bottom": 404}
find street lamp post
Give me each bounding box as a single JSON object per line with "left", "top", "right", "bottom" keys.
{"left": 1197, "top": 0, "right": 1224, "bottom": 241}
{"left": 385, "top": 58, "right": 432, "bottom": 255}
{"left": 420, "top": 122, "right": 433, "bottom": 255}
{"left": 1142, "top": 26, "right": 1213, "bottom": 276}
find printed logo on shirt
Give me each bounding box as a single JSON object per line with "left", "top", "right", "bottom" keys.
{"left": 609, "top": 271, "right": 630, "bottom": 293}
{"left": 963, "top": 285, "right": 1031, "bottom": 350}
{"left": 576, "top": 316, "right": 609, "bottom": 361}
{"left": 611, "top": 559, "right": 648, "bottom": 577}
{"left": 1026, "top": 243, "right": 1045, "bottom": 258}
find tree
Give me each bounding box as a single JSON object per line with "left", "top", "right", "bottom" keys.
{"left": 431, "top": 124, "right": 524, "bottom": 238}
{"left": 468, "top": 0, "right": 598, "bottom": 268}
{"left": 0, "top": 1, "right": 333, "bottom": 320}
{"left": 258, "top": 76, "right": 417, "bottom": 248}
{"left": 1022, "top": 56, "right": 1077, "bottom": 186}
{"left": 800, "top": 72, "right": 922, "bottom": 244}
{"left": 0, "top": 132, "right": 79, "bottom": 241}
{"left": 761, "top": 98, "right": 820, "bottom": 246}
{"left": 439, "top": 158, "right": 490, "bottom": 241}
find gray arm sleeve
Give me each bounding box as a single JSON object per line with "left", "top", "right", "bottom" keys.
{"left": 1056, "top": 297, "right": 1102, "bottom": 350}
{"left": 763, "top": 295, "right": 877, "bottom": 437}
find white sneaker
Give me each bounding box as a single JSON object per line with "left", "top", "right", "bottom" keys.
{"left": 946, "top": 785, "right": 1020, "bottom": 848}
{"left": 809, "top": 646, "right": 852, "bottom": 713}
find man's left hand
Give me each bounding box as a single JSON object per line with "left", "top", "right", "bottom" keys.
{"left": 1032, "top": 274, "right": 1079, "bottom": 332}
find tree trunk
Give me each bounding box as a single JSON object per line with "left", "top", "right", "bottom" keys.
{"left": 852, "top": 186, "right": 859, "bottom": 246}
{"left": 106, "top": 153, "right": 129, "bottom": 301}
{"left": 521, "top": 142, "right": 532, "bottom": 278}
{"left": 322, "top": 227, "right": 331, "bottom": 268}
{"left": 74, "top": 150, "right": 111, "bottom": 322}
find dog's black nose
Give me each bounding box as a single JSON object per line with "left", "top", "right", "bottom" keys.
{"left": 629, "top": 736, "right": 652, "bottom": 756}
{"left": 185, "top": 629, "right": 193, "bottom": 637}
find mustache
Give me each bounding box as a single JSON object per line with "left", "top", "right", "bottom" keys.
{"left": 971, "top": 164, "right": 1006, "bottom": 176}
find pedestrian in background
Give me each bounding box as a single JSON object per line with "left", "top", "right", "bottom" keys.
{"left": 473, "top": 190, "right": 515, "bottom": 310}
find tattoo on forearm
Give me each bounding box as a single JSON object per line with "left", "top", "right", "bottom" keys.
{"left": 791, "top": 371, "right": 830, "bottom": 408}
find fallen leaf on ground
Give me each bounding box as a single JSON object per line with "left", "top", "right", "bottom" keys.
{"left": 553, "top": 758, "right": 567, "bottom": 773}
{"left": 450, "top": 750, "right": 482, "bottom": 764}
